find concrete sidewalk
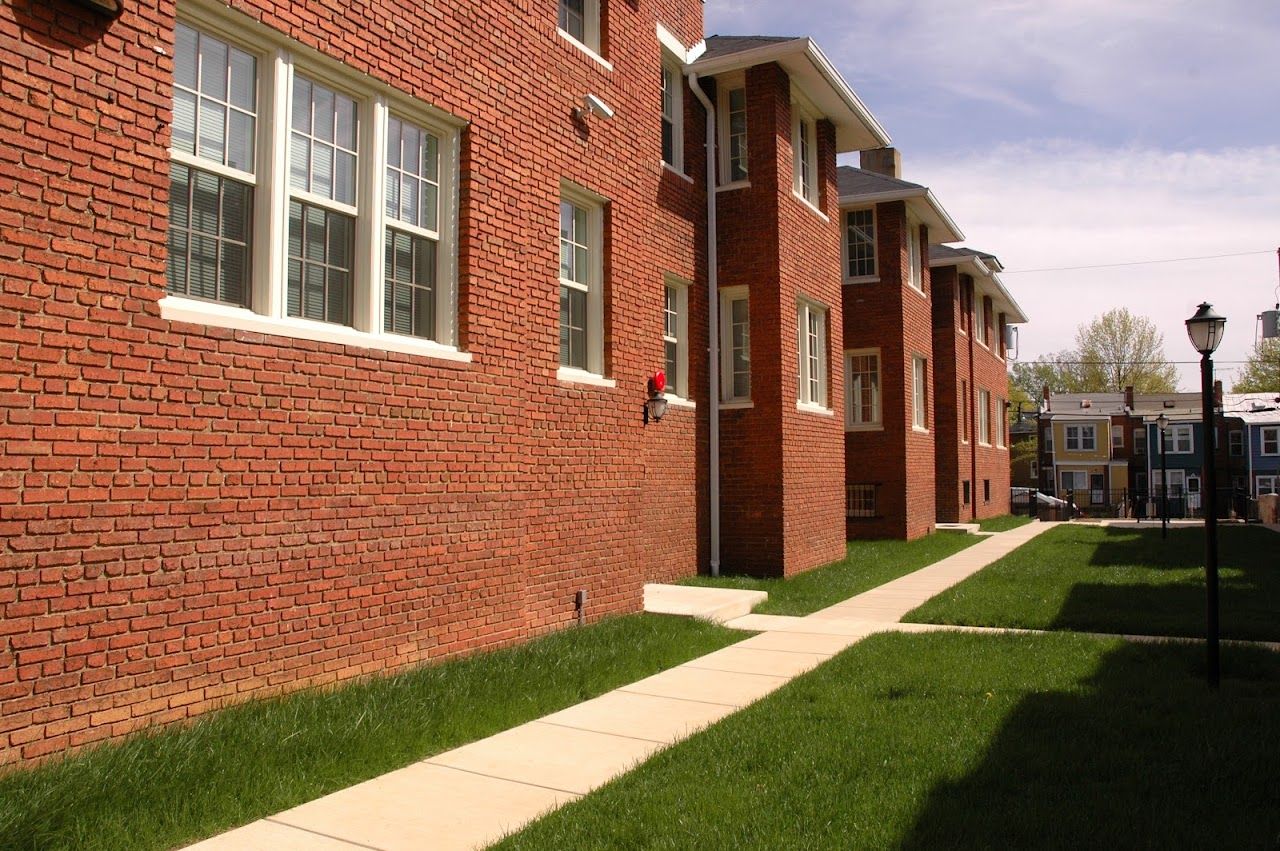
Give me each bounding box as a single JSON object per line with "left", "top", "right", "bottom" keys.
{"left": 187, "top": 522, "right": 1054, "bottom": 851}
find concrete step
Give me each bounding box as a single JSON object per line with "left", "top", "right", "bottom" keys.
{"left": 643, "top": 583, "right": 767, "bottom": 623}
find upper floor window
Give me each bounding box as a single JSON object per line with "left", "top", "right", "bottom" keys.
{"left": 1158, "top": 424, "right": 1193, "bottom": 454}
{"left": 912, "top": 355, "right": 928, "bottom": 430}
{"left": 978, "top": 389, "right": 991, "bottom": 445}
{"left": 1134, "top": 428, "right": 1147, "bottom": 455}
{"left": 1262, "top": 427, "right": 1279, "bottom": 455}
{"left": 1065, "top": 424, "right": 1096, "bottom": 451}
{"left": 961, "top": 380, "right": 970, "bottom": 442}
{"left": 663, "top": 277, "right": 689, "bottom": 398}
{"left": 1228, "top": 430, "right": 1244, "bottom": 456}
{"left": 845, "top": 349, "right": 880, "bottom": 429}
{"left": 907, "top": 220, "right": 923, "bottom": 293}
{"left": 661, "top": 60, "right": 683, "bottom": 172}
{"left": 792, "top": 107, "right": 818, "bottom": 205}
{"left": 166, "top": 18, "right": 461, "bottom": 357}
{"left": 1112, "top": 428, "right": 1124, "bottom": 449}
{"left": 559, "top": 185, "right": 606, "bottom": 376}
{"left": 998, "top": 398, "right": 1008, "bottom": 448}
{"left": 719, "top": 86, "right": 748, "bottom": 184}
{"left": 974, "top": 294, "right": 989, "bottom": 346}
{"left": 845, "top": 209, "right": 875, "bottom": 279}
{"left": 797, "top": 299, "right": 828, "bottom": 409}
{"left": 559, "top": 0, "right": 601, "bottom": 55}
{"left": 720, "top": 287, "right": 750, "bottom": 402}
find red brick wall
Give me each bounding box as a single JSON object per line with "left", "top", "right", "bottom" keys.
{"left": 843, "top": 202, "right": 934, "bottom": 539}
{"left": 0, "top": 0, "right": 708, "bottom": 763}
{"left": 971, "top": 297, "right": 1011, "bottom": 519}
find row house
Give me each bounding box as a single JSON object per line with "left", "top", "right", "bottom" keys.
{"left": 1, "top": 0, "right": 1021, "bottom": 762}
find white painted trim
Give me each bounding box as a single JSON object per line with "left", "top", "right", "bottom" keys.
{"left": 843, "top": 275, "right": 880, "bottom": 286}
{"left": 719, "top": 285, "right": 751, "bottom": 404}
{"left": 792, "top": 191, "right": 829, "bottom": 222}
{"left": 556, "top": 367, "right": 617, "bottom": 388}
{"left": 665, "top": 395, "right": 696, "bottom": 409}
{"left": 662, "top": 162, "right": 694, "bottom": 184}
{"left": 796, "top": 401, "right": 835, "bottom": 417}
{"left": 715, "top": 181, "right": 750, "bottom": 194}
{"left": 557, "top": 28, "right": 613, "bottom": 71}
{"left": 718, "top": 400, "right": 754, "bottom": 411}
{"left": 655, "top": 22, "right": 688, "bottom": 63}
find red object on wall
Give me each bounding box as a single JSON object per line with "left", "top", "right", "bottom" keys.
{"left": 651, "top": 371, "right": 666, "bottom": 393}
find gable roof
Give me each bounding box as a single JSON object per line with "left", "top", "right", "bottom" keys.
{"left": 837, "top": 165, "right": 963, "bottom": 244}
{"left": 690, "top": 36, "right": 890, "bottom": 151}
{"left": 837, "top": 168, "right": 925, "bottom": 197}
{"left": 928, "top": 242, "right": 1027, "bottom": 324}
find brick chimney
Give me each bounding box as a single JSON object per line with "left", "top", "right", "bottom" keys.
{"left": 1042, "top": 384, "right": 1051, "bottom": 412}
{"left": 1124, "top": 385, "right": 1134, "bottom": 410}
{"left": 1214, "top": 379, "right": 1223, "bottom": 410}
{"left": 859, "top": 147, "right": 901, "bottom": 178}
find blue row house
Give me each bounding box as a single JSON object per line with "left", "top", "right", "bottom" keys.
{"left": 1228, "top": 394, "right": 1280, "bottom": 497}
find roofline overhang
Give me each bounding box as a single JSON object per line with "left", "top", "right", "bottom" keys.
{"left": 928, "top": 252, "right": 1029, "bottom": 324}
{"left": 690, "top": 37, "right": 891, "bottom": 152}
{"left": 839, "top": 186, "right": 964, "bottom": 244}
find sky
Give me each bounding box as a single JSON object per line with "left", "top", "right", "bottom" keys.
{"left": 705, "top": 0, "right": 1280, "bottom": 391}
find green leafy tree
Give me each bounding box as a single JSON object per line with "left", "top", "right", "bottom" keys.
{"left": 1010, "top": 309, "right": 1177, "bottom": 396}
{"left": 1232, "top": 339, "right": 1280, "bottom": 392}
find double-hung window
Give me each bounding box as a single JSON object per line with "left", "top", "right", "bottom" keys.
{"left": 1262, "top": 427, "right": 1279, "bottom": 455}
{"left": 1065, "top": 424, "right": 1096, "bottom": 451}
{"left": 663, "top": 277, "right": 689, "bottom": 398}
{"left": 719, "top": 85, "right": 748, "bottom": 184}
{"left": 960, "top": 380, "right": 970, "bottom": 442}
{"left": 559, "top": 186, "right": 605, "bottom": 377}
{"left": 720, "top": 287, "right": 750, "bottom": 403}
{"left": 845, "top": 349, "right": 880, "bottom": 429}
{"left": 559, "top": 0, "right": 602, "bottom": 55}
{"left": 907, "top": 220, "right": 923, "bottom": 293}
{"left": 165, "top": 16, "right": 461, "bottom": 356}
{"left": 845, "top": 209, "right": 875, "bottom": 279}
{"left": 796, "top": 299, "right": 828, "bottom": 409}
{"left": 1133, "top": 428, "right": 1147, "bottom": 455}
{"left": 791, "top": 106, "right": 818, "bottom": 206}
{"left": 997, "top": 398, "right": 1007, "bottom": 448}
{"left": 660, "top": 59, "right": 683, "bottom": 172}
{"left": 1259, "top": 475, "right": 1278, "bottom": 495}
{"left": 1228, "top": 430, "right": 1244, "bottom": 456}
{"left": 978, "top": 389, "right": 991, "bottom": 445}
{"left": 973, "top": 291, "right": 988, "bottom": 345}
{"left": 1111, "top": 428, "right": 1123, "bottom": 450}
{"left": 1161, "top": 424, "right": 1193, "bottom": 454}
{"left": 847, "top": 484, "right": 876, "bottom": 518}
{"left": 912, "top": 355, "right": 928, "bottom": 430}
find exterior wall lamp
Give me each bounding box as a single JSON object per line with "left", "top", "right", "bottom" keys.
{"left": 643, "top": 371, "right": 668, "bottom": 425}
{"left": 1186, "top": 301, "right": 1226, "bottom": 690}
{"left": 69, "top": 0, "right": 122, "bottom": 17}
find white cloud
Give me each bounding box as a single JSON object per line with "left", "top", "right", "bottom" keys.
{"left": 906, "top": 142, "right": 1280, "bottom": 390}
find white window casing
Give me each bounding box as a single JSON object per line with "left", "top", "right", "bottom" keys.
{"left": 719, "top": 286, "right": 751, "bottom": 404}
{"left": 844, "top": 348, "right": 880, "bottom": 430}
{"left": 790, "top": 96, "right": 819, "bottom": 208}
{"left": 558, "top": 182, "right": 607, "bottom": 380}
{"left": 796, "top": 298, "right": 828, "bottom": 411}
{"left": 912, "top": 355, "right": 927, "bottom": 431}
{"left": 844, "top": 208, "right": 876, "bottom": 281}
{"left": 997, "top": 397, "right": 1007, "bottom": 448}
{"left": 660, "top": 57, "right": 683, "bottom": 174}
{"left": 978, "top": 388, "right": 990, "bottom": 445}
{"left": 1065, "top": 424, "right": 1097, "bottom": 451}
{"left": 662, "top": 275, "right": 690, "bottom": 401}
{"left": 1158, "top": 424, "right": 1194, "bottom": 454}
{"left": 907, "top": 219, "right": 923, "bottom": 294}
{"left": 716, "top": 77, "right": 748, "bottom": 188}
{"left": 558, "top": 0, "right": 606, "bottom": 66}
{"left": 1262, "top": 427, "right": 1279, "bottom": 456}
{"left": 1258, "top": 475, "right": 1278, "bottom": 495}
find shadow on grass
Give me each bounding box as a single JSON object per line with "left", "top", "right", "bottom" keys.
{"left": 901, "top": 641, "right": 1280, "bottom": 849}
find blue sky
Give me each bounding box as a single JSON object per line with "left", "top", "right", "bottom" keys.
{"left": 705, "top": 0, "right": 1280, "bottom": 390}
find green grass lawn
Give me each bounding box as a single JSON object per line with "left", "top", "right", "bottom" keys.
{"left": 977, "top": 514, "right": 1034, "bottom": 533}
{"left": 495, "top": 631, "right": 1280, "bottom": 850}
{"left": 907, "top": 524, "right": 1280, "bottom": 641}
{"left": 0, "top": 615, "right": 744, "bottom": 851}
{"left": 680, "top": 534, "right": 980, "bottom": 616}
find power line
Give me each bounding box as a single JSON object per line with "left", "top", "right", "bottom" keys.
{"left": 1003, "top": 250, "right": 1272, "bottom": 275}
{"left": 1020, "top": 360, "right": 1250, "bottom": 365}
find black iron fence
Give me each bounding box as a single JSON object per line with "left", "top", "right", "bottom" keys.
{"left": 1014, "top": 488, "right": 1259, "bottom": 522}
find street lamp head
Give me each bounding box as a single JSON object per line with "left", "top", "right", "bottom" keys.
{"left": 1156, "top": 413, "right": 1169, "bottom": 431}
{"left": 1185, "top": 302, "right": 1226, "bottom": 355}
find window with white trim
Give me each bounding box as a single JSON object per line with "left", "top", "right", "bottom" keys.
{"left": 907, "top": 219, "right": 923, "bottom": 293}
{"left": 797, "top": 299, "right": 828, "bottom": 408}
{"left": 845, "top": 208, "right": 875, "bottom": 279}
{"left": 1259, "top": 475, "right": 1278, "bottom": 495}
{"left": 1065, "top": 424, "right": 1096, "bottom": 451}
{"left": 960, "top": 380, "right": 970, "bottom": 442}
{"left": 718, "top": 83, "right": 748, "bottom": 185}
{"left": 720, "top": 287, "right": 750, "bottom": 402}
{"left": 1262, "top": 427, "right": 1279, "bottom": 455}
{"left": 1228, "top": 430, "right": 1244, "bottom": 456}
{"left": 791, "top": 107, "right": 818, "bottom": 205}
{"left": 1133, "top": 428, "right": 1147, "bottom": 455}
{"left": 660, "top": 59, "right": 683, "bottom": 172}
{"left": 847, "top": 484, "right": 876, "bottom": 518}
{"left": 845, "top": 349, "right": 880, "bottom": 428}
{"left": 663, "top": 277, "right": 689, "bottom": 398}
{"left": 559, "top": 0, "right": 601, "bottom": 54}
{"left": 978, "top": 389, "right": 991, "bottom": 445}
{"left": 1044, "top": 428, "right": 1054, "bottom": 452}
{"left": 559, "top": 186, "right": 606, "bottom": 375}
{"left": 166, "top": 17, "right": 460, "bottom": 351}
{"left": 1158, "top": 424, "right": 1193, "bottom": 454}
{"left": 997, "top": 397, "right": 1007, "bottom": 448}
{"left": 912, "top": 355, "right": 927, "bottom": 430}
{"left": 973, "top": 290, "right": 988, "bottom": 345}
{"left": 1112, "top": 428, "right": 1123, "bottom": 449}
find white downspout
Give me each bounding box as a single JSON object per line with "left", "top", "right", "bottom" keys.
{"left": 687, "top": 71, "right": 720, "bottom": 576}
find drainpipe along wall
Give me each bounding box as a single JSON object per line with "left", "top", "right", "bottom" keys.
{"left": 687, "top": 71, "right": 720, "bottom": 577}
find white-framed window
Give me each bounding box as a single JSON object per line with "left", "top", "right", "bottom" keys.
{"left": 960, "top": 380, "right": 969, "bottom": 443}
{"left": 912, "top": 355, "right": 928, "bottom": 430}
{"left": 1030, "top": 459, "right": 1039, "bottom": 477}
{"left": 1152, "top": 468, "right": 1185, "bottom": 495}
{"left": 846, "top": 484, "right": 876, "bottom": 518}
{"left": 1044, "top": 428, "right": 1054, "bottom": 453}
{"left": 1061, "top": 470, "right": 1088, "bottom": 493}
{"left": 717, "top": 82, "right": 748, "bottom": 186}
{"left": 1065, "top": 424, "right": 1096, "bottom": 451}
{"left": 973, "top": 292, "right": 988, "bottom": 346}
{"left": 844, "top": 349, "right": 880, "bottom": 429}
{"left": 1258, "top": 475, "right": 1278, "bottom": 495}
{"left": 791, "top": 104, "right": 818, "bottom": 205}
{"left": 1158, "top": 424, "right": 1193, "bottom": 454}
{"left": 558, "top": 0, "right": 601, "bottom": 55}
{"left": 845, "top": 208, "right": 875, "bottom": 279}
{"left": 978, "top": 388, "right": 991, "bottom": 445}
{"left": 1112, "top": 428, "right": 1123, "bottom": 449}
{"left": 660, "top": 58, "right": 683, "bottom": 173}
{"left": 1134, "top": 428, "right": 1147, "bottom": 455}
{"left": 997, "top": 397, "right": 1007, "bottom": 448}
{"left": 1228, "top": 430, "right": 1244, "bottom": 457}
{"left": 559, "top": 183, "right": 606, "bottom": 377}
{"left": 1262, "top": 427, "right": 1279, "bottom": 455}
{"left": 164, "top": 15, "right": 463, "bottom": 359}
{"left": 720, "top": 286, "right": 750, "bottom": 402}
{"left": 907, "top": 218, "right": 923, "bottom": 293}
{"left": 662, "top": 276, "right": 689, "bottom": 399}
{"left": 796, "top": 298, "right": 828, "bottom": 409}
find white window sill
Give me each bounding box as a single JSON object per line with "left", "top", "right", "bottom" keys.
{"left": 796, "top": 401, "right": 834, "bottom": 417}
{"left": 558, "top": 29, "right": 612, "bottom": 71}
{"left": 662, "top": 162, "right": 693, "bottom": 184}
{"left": 913, "top": 425, "right": 930, "bottom": 434}
{"left": 719, "top": 399, "right": 753, "bottom": 410}
{"left": 979, "top": 441, "right": 992, "bottom": 448}
{"left": 843, "top": 275, "right": 879, "bottom": 286}
{"left": 557, "top": 366, "right": 616, "bottom": 388}
{"left": 908, "top": 284, "right": 927, "bottom": 299}
{"left": 791, "top": 191, "right": 828, "bottom": 222}
{"left": 845, "top": 423, "right": 883, "bottom": 433}
{"left": 665, "top": 395, "right": 696, "bottom": 409}
{"left": 716, "top": 180, "right": 750, "bottom": 193}
{"left": 159, "top": 296, "right": 473, "bottom": 364}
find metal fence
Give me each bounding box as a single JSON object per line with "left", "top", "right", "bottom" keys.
{"left": 1014, "top": 488, "right": 1259, "bottom": 522}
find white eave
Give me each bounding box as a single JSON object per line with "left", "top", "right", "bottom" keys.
{"left": 840, "top": 186, "right": 964, "bottom": 244}
{"left": 929, "top": 252, "right": 1029, "bottom": 325}
{"left": 689, "top": 37, "right": 890, "bottom": 152}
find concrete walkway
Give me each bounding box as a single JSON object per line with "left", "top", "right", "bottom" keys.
{"left": 187, "top": 522, "right": 1055, "bottom": 851}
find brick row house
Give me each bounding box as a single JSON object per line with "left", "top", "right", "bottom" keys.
{"left": 1, "top": 0, "right": 1023, "bottom": 761}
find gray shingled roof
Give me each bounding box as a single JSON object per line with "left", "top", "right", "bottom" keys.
{"left": 930, "top": 244, "right": 999, "bottom": 265}
{"left": 699, "top": 35, "right": 801, "bottom": 62}
{"left": 836, "top": 165, "right": 924, "bottom": 197}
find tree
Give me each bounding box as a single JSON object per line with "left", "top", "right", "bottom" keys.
{"left": 1232, "top": 339, "right": 1280, "bottom": 392}
{"left": 1011, "top": 309, "right": 1177, "bottom": 396}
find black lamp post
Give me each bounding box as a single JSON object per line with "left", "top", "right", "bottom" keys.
{"left": 1186, "top": 302, "right": 1226, "bottom": 689}
{"left": 1157, "top": 413, "right": 1169, "bottom": 539}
